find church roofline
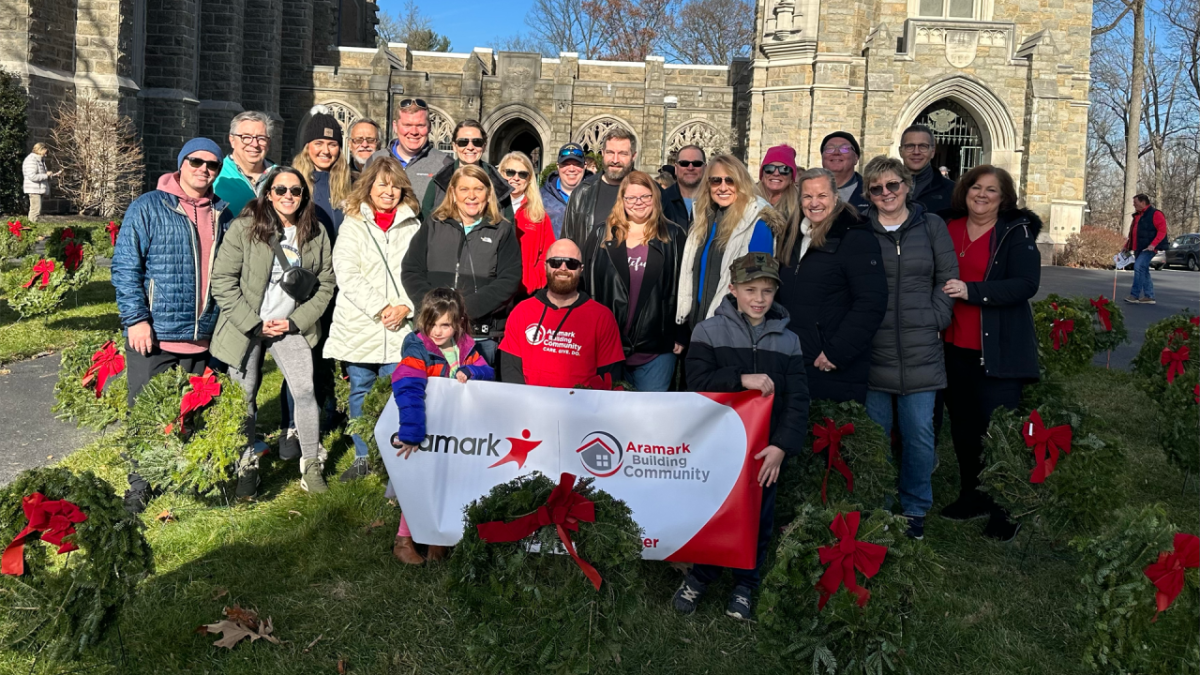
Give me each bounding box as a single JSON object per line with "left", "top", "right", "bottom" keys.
{"left": 664, "top": 63, "right": 729, "bottom": 71}
{"left": 411, "top": 50, "right": 471, "bottom": 59}
{"left": 579, "top": 59, "right": 646, "bottom": 67}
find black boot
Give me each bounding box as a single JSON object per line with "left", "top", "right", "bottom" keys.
{"left": 123, "top": 472, "right": 153, "bottom": 515}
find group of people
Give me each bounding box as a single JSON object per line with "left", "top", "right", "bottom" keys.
{"left": 108, "top": 98, "right": 1047, "bottom": 621}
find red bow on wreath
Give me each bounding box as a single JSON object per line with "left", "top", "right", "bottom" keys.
{"left": 1024, "top": 410, "right": 1072, "bottom": 483}
{"left": 1090, "top": 296, "right": 1112, "bottom": 332}
{"left": 1143, "top": 533, "right": 1199, "bottom": 622}
{"left": 1160, "top": 345, "right": 1189, "bottom": 384}
{"left": 579, "top": 373, "right": 628, "bottom": 391}
{"left": 59, "top": 227, "right": 75, "bottom": 241}
{"left": 476, "top": 472, "right": 603, "bottom": 590}
{"left": 812, "top": 418, "right": 855, "bottom": 504}
{"left": 1, "top": 493, "right": 88, "bottom": 576}
{"left": 106, "top": 221, "right": 119, "bottom": 246}
{"left": 1050, "top": 317, "right": 1074, "bottom": 351}
{"left": 64, "top": 241, "right": 84, "bottom": 271}
{"left": 1192, "top": 317, "right": 1199, "bottom": 327}
{"left": 816, "top": 511, "right": 887, "bottom": 610}
{"left": 21, "top": 259, "right": 55, "bottom": 289}
{"left": 81, "top": 340, "right": 125, "bottom": 397}
{"left": 165, "top": 368, "right": 221, "bottom": 434}
{"left": 7, "top": 221, "right": 23, "bottom": 237}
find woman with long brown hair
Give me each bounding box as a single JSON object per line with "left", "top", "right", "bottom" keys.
{"left": 585, "top": 171, "right": 686, "bottom": 391}
{"left": 210, "top": 166, "right": 336, "bottom": 497}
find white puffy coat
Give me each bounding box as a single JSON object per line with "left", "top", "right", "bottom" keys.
{"left": 324, "top": 203, "right": 421, "bottom": 363}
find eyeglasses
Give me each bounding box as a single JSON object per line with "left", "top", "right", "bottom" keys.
{"left": 398, "top": 98, "right": 428, "bottom": 110}
{"left": 623, "top": 194, "right": 653, "bottom": 204}
{"left": 233, "top": 134, "right": 269, "bottom": 146}
{"left": 762, "top": 165, "right": 792, "bottom": 176}
{"left": 350, "top": 136, "right": 379, "bottom": 146}
{"left": 868, "top": 181, "right": 904, "bottom": 196}
{"left": 184, "top": 156, "right": 221, "bottom": 172}
{"left": 822, "top": 146, "right": 855, "bottom": 156}
{"left": 271, "top": 185, "right": 304, "bottom": 197}
{"left": 546, "top": 257, "right": 582, "bottom": 271}
{"left": 708, "top": 176, "right": 736, "bottom": 186}
{"left": 455, "top": 138, "right": 485, "bottom": 148}
{"left": 900, "top": 143, "right": 933, "bottom": 153}
{"left": 677, "top": 160, "right": 705, "bottom": 168}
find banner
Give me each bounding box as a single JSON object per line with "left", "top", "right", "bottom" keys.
{"left": 376, "top": 380, "right": 772, "bottom": 568}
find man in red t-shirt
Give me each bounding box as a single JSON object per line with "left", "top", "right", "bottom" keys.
{"left": 500, "top": 240, "right": 625, "bottom": 387}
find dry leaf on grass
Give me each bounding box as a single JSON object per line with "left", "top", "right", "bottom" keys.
{"left": 337, "top": 658, "right": 348, "bottom": 673}
{"left": 197, "top": 605, "right": 280, "bottom": 650}
{"left": 155, "top": 509, "right": 176, "bottom": 523}
{"left": 364, "top": 519, "right": 385, "bottom": 533}
{"left": 211, "top": 587, "right": 228, "bottom": 601}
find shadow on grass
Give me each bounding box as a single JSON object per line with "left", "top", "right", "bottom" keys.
{"left": 46, "top": 312, "right": 120, "bottom": 332}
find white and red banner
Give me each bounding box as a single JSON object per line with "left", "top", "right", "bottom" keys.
{"left": 375, "top": 380, "right": 771, "bottom": 568}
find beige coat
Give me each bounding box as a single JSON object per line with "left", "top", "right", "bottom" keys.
{"left": 323, "top": 203, "right": 422, "bottom": 363}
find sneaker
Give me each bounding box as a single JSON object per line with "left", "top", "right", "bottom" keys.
{"left": 725, "top": 585, "right": 753, "bottom": 620}
{"left": 1139, "top": 297, "right": 1157, "bottom": 304}
{"left": 340, "top": 457, "right": 371, "bottom": 482}
{"left": 672, "top": 575, "right": 706, "bottom": 614}
{"left": 940, "top": 494, "right": 991, "bottom": 521}
{"left": 300, "top": 459, "right": 328, "bottom": 493}
{"left": 982, "top": 514, "right": 1021, "bottom": 542}
{"left": 905, "top": 515, "right": 925, "bottom": 540}
{"left": 1124, "top": 295, "right": 1140, "bottom": 303}
{"left": 278, "top": 428, "right": 300, "bottom": 460}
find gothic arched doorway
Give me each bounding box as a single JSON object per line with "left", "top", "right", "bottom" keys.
{"left": 913, "top": 99, "right": 984, "bottom": 180}
{"left": 490, "top": 118, "right": 544, "bottom": 170}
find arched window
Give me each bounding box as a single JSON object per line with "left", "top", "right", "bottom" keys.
{"left": 575, "top": 117, "right": 635, "bottom": 154}
{"left": 913, "top": 100, "right": 983, "bottom": 179}
{"left": 429, "top": 109, "right": 455, "bottom": 152}
{"left": 321, "top": 101, "right": 362, "bottom": 132}
{"left": 666, "top": 121, "right": 726, "bottom": 162}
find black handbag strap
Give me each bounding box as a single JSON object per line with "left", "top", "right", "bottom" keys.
{"left": 269, "top": 234, "right": 294, "bottom": 272}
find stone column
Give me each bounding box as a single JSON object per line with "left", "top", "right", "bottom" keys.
{"left": 279, "top": 0, "right": 314, "bottom": 159}
{"left": 550, "top": 53, "right": 579, "bottom": 150}
{"left": 642, "top": 56, "right": 667, "bottom": 167}
{"left": 139, "top": 0, "right": 201, "bottom": 182}
{"left": 197, "top": 0, "right": 246, "bottom": 148}
{"left": 242, "top": 0, "right": 283, "bottom": 161}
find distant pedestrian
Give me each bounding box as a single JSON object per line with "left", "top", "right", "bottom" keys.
{"left": 23, "top": 143, "right": 60, "bottom": 222}
{"left": 1123, "top": 193, "right": 1168, "bottom": 305}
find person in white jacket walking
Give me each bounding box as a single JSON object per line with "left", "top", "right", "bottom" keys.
{"left": 323, "top": 155, "right": 423, "bottom": 482}
{"left": 23, "top": 143, "right": 60, "bottom": 222}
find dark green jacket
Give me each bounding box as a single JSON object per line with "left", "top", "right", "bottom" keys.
{"left": 210, "top": 215, "right": 335, "bottom": 370}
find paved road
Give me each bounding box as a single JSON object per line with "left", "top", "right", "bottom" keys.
{"left": 0, "top": 354, "right": 98, "bottom": 486}
{"left": 1034, "top": 266, "right": 1199, "bottom": 368}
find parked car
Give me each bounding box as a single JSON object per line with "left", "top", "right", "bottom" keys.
{"left": 1151, "top": 249, "right": 1166, "bottom": 270}
{"left": 1163, "top": 233, "right": 1200, "bottom": 271}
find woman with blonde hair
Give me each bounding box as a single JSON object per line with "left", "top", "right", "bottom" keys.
{"left": 292, "top": 106, "right": 351, "bottom": 241}
{"left": 323, "top": 155, "right": 423, "bottom": 481}
{"left": 499, "top": 151, "right": 556, "bottom": 295}
{"left": 402, "top": 164, "right": 521, "bottom": 365}
{"left": 584, "top": 171, "right": 686, "bottom": 391}
{"left": 676, "top": 154, "right": 783, "bottom": 328}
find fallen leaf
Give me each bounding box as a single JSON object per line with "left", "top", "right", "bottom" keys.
{"left": 288, "top": 510, "right": 302, "bottom": 518}
{"left": 194, "top": 625, "right": 210, "bottom": 635}
{"left": 364, "top": 519, "right": 384, "bottom": 533}
{"left": 205, "top": 619, "right": 255, "bottom": 649}
{"left": 337, "top": 658, "right": 348, "bottom": 673}
{"left": 156, "top": 509, "right": 176, "bottom": 523}
{"left": 303, "top": 633, "right": 323, "bottom": 653}
{"left": 199, "top": 605, "right": 280, "bottom": 650}
{"left": 211, "top": 587, "right": 228, "bottom": 600}
{"left": 225, "top": 604, "right": 259, "bottom": 631}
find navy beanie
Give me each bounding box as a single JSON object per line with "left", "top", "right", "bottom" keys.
{"left": 177, "top": 137, "right": 224, "bottom": 168}
{"left": 819, "top": 131, "right": 861, "bottom": 157}
{"left": 301, "top": 106, "right": 344, "bottom": 147}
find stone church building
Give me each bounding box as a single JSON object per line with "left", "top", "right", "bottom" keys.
{"left": 5, "top": 0, "right": 1090, "bottom": 243}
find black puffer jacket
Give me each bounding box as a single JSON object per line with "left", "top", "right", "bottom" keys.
{"left": 660, "top": 182, "right": 691, "bottom": 230}
{"left": 777, "top": 208, "right": 888, "bottom": 403}
{"left": 955, "top": 208, "right": 1044, "bottom": 380}
{"left": 867, "top": 202, "right": 959, "bottom": 394}
{"left": 585, "top": 219, "right": 688, "bottom": 356}
{"left": 910, "top": 164, "right": 955, "bottom": 218}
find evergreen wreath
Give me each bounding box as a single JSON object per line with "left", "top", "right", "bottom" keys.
{"left": 1070, "top": 505, "right": 1199, "bottom": 674}
{"left": 979, "top": 403, "right": 1123, "bottom": 538}
{"left": 1129, "top": 312, "right": 1199, "bottom": 477}
{"left": 0, "top": 467, "right": 154, "bottom": 661}
{"left": 1032, "top": 294, "right": 1097, "bottom": 376}
{"left": 0, "top": 218, "right": 35, "bottom": 260}
{"left": 783, "top": 399, "right": 896, "bottom": 512}
{"left": 1082, "top": 294, "right": 1129, "bottom": 354}
{"left": 124, "top": 367, "right": 246, "bottom": 497}
{"left": 43, "top": 226, "right": 96, "bottom": 291}
{"left": 1, "top": 255, "right": 69, "bottom": 318}
{"left": 343, "top": 374, "right": 390, "bottom": 473}
{"left": 447, "top": 472, "right": 644, "bottom": 674}
{"left": 1131, "top": 311, "right": 1198, "bottom": 400}
{"left": 52, "top": 337, "right": 128, "bottom": 431}
{"left": 758, "top": 504, "right": 939, "bottom": 675}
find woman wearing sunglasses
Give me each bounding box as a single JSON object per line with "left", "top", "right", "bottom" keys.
{"left": 210, "top": 166, "right": 336, "bottom": 497}
{"left": 499, "top": 151, "right": 557, "bottom": 296}
{"left": 755, "top": 144, "right": 802, "bottom": 231}
{"left": 420, "top": 120, "right": 514, "bottom": 221}
{"left": 585, "top": 171, "right": 686, "bottom": 392}
{"left": 676, "top": 154, "right": 783, "bottom": 328}
{"left": 402, "top": 164, "right": 521, "bottom": 366}
{"left": 860, "top": 155, "right": 959, "bottom": 541}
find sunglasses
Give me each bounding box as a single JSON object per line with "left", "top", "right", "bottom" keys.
{"left": 455, "top": 138, "right": 485, "bottom": 148}
{"left": 398, "top": 98, "right": 428, "bottom": 110}
{"left": 868, "top": 181, "right": 904, "bottom": 196}
{"left": 677, "top": 160, "right": 705, "bottom": 168}
{"left": 184, "top": 156, "right": 221, "bottom": 172}
{"left": 504, "top": 169, "right": 531, "bottom": 180}
{"left": 708, "top": 176, "right": 736, "bottom": 186}
{"left": 762, "top": 165, "right": 793, "bottom": 176}
{"left": 559, "top": 147, "right": 585, "bottom": 159}
{"left": 271, "top": 185, "right": 304, "bottom": 197}
{"left": 546, "top": 257, "right": 582, "bottom": 271}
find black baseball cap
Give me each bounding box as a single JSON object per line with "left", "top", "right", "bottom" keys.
{"left": 557, "top": 143, "right": 585, "bottom": 165}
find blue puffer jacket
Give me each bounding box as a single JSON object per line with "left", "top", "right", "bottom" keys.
{"left": 539, "top": 171, "right": 570, "bottom": 239}
{"left": 112, "top": 188, "right": 232, "bottom": 341}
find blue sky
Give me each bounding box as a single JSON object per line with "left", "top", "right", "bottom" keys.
{"left": 378, "top": 0, "right": 533, "bottom": 52}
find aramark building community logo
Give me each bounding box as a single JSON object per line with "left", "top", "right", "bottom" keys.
{"left": 576, "top": 432, "right": 710, "bottom": 483}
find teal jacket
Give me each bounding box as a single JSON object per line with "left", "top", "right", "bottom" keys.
{"left": 213, "top": 157, "right": 274, "bottom": 218}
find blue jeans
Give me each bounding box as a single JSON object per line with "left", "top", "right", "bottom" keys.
{"left": 347, "top": 362, "right": 397, "bottom": 458}
{"left": 625, "top": 353, "right": 676, "bottom": 392}
{"left": 1130, "top": 250, "right": 1156, "bottom": 299}
{"left": 865, "top": 390, "right": 937, "bottom": 518}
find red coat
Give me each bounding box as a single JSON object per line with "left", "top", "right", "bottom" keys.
{"left": 514, "top": 201, "right": 556, "bottom": 295}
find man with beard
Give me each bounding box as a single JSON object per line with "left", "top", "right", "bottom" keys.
{"left": 661, "top": 145, "right": 705, "bottom": 227}
{"left": 560, "top": 127, "right": 638, "bottom": 263}
{"left": 499, "top": 239, "right": 625, "bottom": 387}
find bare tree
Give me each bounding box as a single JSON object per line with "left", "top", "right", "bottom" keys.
{"left": 377, "top": 0, "right": 451, "bottom": 51}
{"left": 50, "top": 95, "right": 143, "bottom": 218}
{"left": 583, "top": 0, "right": 674, "bottom": 61}
{"left": 523, "top": 0, "right": 606, "bottom": 58}
{"left": 661, "top": 0, "right": 754, "bottom": 65}
{"left": 1093, "top": 0, "right": 1147, "bottom": 235}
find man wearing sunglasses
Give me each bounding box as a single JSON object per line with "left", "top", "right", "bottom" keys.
{"left": 820, "top": 131, "right": 870, "bottom": 214}
{"left": 661, "top": 145, "right": 705, "bottom": 228}
{"left": 214, "top": 110, "right": 275, "bottom": 217}
{"left": 539, "top": 142, "right": 592, "bottom": 238}
{"left": 112, "top": 137, "right": 234, "bottom": 513}
{"left": 367, "top": 98, "right": 452, "bottom": 211}
{"left": 898, "top": 124, "right": 954, "bottom": 218}
{"left": 499, "top": 239, "right": 625, "bottom": 387}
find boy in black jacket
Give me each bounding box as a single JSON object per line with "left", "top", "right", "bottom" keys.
{"left": 675, "top": 252, "right": 810, "bottom": 620}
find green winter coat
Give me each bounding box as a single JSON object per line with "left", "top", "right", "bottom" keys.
{"left": 210, "top": 215, "right": 335, "bottom": 370}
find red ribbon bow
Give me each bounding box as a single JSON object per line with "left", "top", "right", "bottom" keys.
{"left": 579, "top": 373, "right": 627, "bottom": 391}
{"left": 812, "top": 418, "right": 855, "bottom": 504}
{"left": 6, "top": 221, "right": 23, "bottom": 237}
{"left": 64, "top": 241, "right": 84, "bottom": 271}
{"left": 106, "top": 221, "right": 119, "bottom": 246}
{"left": 59, "top": 227, "right": 75, "bottom": 241}
{"left": 1023, "top": 410, "right": 1072, "bottom": 483}
{"left": 1, "top": 493, "right": 88, "bottom": 576}
{"left": 1192, "top": 317, "right": 1199, "bottom": 327}
{"left": 816, "top": 511, "right": 888, "bottom": 610}
{"left": 1050, "top": 318, "right": 1074, "bottom": 351}
{"left": 1143, "top": 533, "right": 1199, "bottom": 621}
{"left": 165, "top": 368, "right": 221, "bottom": 434}
{"left": 476, "top": 472, "right": 603, "bottom": 590}
{"left": 21, "top": 259, "right": 55, "bottom": 289}
{"left": 1160, "top": 345, "right": 1189, "bottom": 384}
{"left": 81, "top": 340, "right": 125, "bottom": 397}
{"left": 1090, "top": 296, "right": 1112, "bottom": 332}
